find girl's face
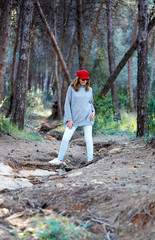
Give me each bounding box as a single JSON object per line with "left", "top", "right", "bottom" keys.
{"left": 79, "top": 79, "right": 89, "bottom": 86}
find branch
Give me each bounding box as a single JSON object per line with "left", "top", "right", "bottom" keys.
{"left": 35, "top": 0, "right": 71, "bottom": 85}
{"left": 99, "top": 17, "right": 155, "bottom": 97}
{"left": 83, "top": 0, "right": 104, "bottom": 67}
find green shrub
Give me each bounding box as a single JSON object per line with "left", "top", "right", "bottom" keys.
{"left": 118, "top": 89, "right": 130, "bottom": 110}
{"left": 118, "top": 110, "right": 137, "bottom": 133}
{"left": 0, "top": 115, "right": 42, "bottom": 141}
{"left": 93, "top": 95, "right": 137, "bottom": 135}
{"left": 93, "top": 95, "right": 116, "bottom": 134}
{"left": 148, "top": 96, "right": 155, "bottom": 134}
{"left": 94, "top": 95, "right": 114, "bottom": 121}
{"left": 20, "top": 216, "right": 93, "bottom": 240}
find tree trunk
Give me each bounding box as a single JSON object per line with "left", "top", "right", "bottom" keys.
{"left": 58, "top": 0, "right": 66, "bottom": 82}
{"left": 61, "top": 25, "right": 77, "bottom": 111}
{"left": 136, "top": 0, "right": 149, "bottom": 137}
{"left": 54, "top": 2, "right": 62, "bottom": 120}
{"left": 99, "top": 16, "right": 155, "bottom": 97}
{"left": 83, "top": 0, "right": 104, "bottom": 68}
{"left": 106, "top": 0, "right": 121, "bottom": 120}
{"left": 27, "top": 9, "right": 36, "bottom": 91}
{"left": 149, "top": 38, "right": 155, "bottom": 95}
{"left": 148, "top": 26, "right": 155, "bottom": 52}
{"left": 6, "top": 4, "right": 22, "bottom": 117}
{"left": 128, "top": 13, "right": 138, "bottom": 112}
{"left": 12, "top": 0, "right": 34, "bottom": 129}
{"left": 0, "top": 0, "right": 12, "bottom": 104}
{"left": 76, "top": 0, "right": 84, "bottom": 69}
{"left": 35, "top": 0, "right": 71, "bottom": 85}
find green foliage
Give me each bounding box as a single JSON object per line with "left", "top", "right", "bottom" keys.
{"left": 94, "top": 95, "right": 114, "bottom": 121}
{"left": 37, "top": 217, "right": 90, "bottom": 240}
{"left": 118, "top": 111, "right": 137, "bottom": 133}
{"left": 118, "top": 89, "right": 130, "bottom": 110}
{"left": 11, "top": 231, "right": 18, "bottom": 237}
{"left": 148, "top": 96, "right": 155, "bottom": 134}
{"left": 20, "top": 216, "right": 92, "bottom": 240}
{"left": 0, "top": 96, "right": 8, "bottom": 108}
{"left": 93, "top": 96, "right": 137, "bottom": 135}
{"left": 93, "top": 95, "right": 116, "bottom": 134}
{"left": 0, "top": 115, "right": 42, "bottom": 141}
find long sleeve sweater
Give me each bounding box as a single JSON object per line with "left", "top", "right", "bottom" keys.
{"left": 63, "top": 85, "right": 95, "bottom": 127}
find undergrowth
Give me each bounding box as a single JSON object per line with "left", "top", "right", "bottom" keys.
{"left": 0, "top": 116, "right": 42, "bottom": 141}
{"left": 93, "top": 95, "right": 155, "bottom": 136}
{"left": 18, "top": 215, "right": 98, "bottom": 240}
{"left": 0, "top": 91, "right": 154, "bottom": 140}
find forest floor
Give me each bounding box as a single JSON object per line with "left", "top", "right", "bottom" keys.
{"left": 0, "top": 116, "right": 155, "bottom": 240}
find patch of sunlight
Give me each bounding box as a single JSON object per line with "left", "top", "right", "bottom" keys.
{"left": 56, "top": 124, "right": 65, "bottom": 132}
{"left": 30, "top": 108, "right": 52, "bottom": 117}
{"left": 118, "top": 111, "right": 137, "bottom": 132}
{"left": 14, "top": 130, "right": 42, "bottom": 141}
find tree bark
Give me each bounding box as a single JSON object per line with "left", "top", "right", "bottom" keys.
{"left": 0, "top": 0, "right": 12, "bottom": 104}
{"left": 35, "top": 0, "right": 71, "bottom": 85}
{"left": 148, "top": 26, "right": 155, "bottom": 52}
{"left": 106, "top": 0, "right": 121, "bottom": 121}
{"left": 54, "top": 2, "right": 62, "bottom": 120}
{"left": 76, "top": 0, "right": 84, "bottom": 69}
{"left": 99, "top": 16, "right": 155, "bottom": 97}
{"left": 12, "top": 0, "right": 34, "bottom": 129}
{"left": 27, "top": 9, "right": 36, "bottom": 91}
{"left": 128, "top": 13, "right": 138, "bottom": 112}
{"left": 61, "top": 25, "right": 77, "bottom": 111}
{"left": 83, "top": 0, "right": 104, "bottom": 68}
{"left": 136, "top": 0, "right": 149, "bottom": 137}
{"left": 58, "top": 0, "right": 66, "bottom": 82}
{"left": 149, "top": 38, "right": 155, "bottom": 95}
{"left": 6, "top": 4, "right": 22, "bottom": 117}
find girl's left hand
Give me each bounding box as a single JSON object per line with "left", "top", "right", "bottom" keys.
{"left": 90, "top": 111, "right": 95, "bottom": 121}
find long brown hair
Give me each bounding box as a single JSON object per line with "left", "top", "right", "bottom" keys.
{"left": 71, "top": 77, "right": 90, "bottom": 91}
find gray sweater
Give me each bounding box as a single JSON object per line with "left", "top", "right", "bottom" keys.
{"left": 63, "top": 85, "right": 95, "bottom": 127}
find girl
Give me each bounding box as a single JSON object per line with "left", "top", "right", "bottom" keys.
{"left": 50, "top": 70, "right": 95, "bottom": 165}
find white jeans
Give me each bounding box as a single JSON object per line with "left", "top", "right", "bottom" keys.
{"left": 58, "top": 125, "right": 93, "bottom": 161}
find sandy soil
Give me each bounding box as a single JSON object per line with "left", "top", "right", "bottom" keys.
{"left": 0, "top": 120, "right": 154, "bottom": 240}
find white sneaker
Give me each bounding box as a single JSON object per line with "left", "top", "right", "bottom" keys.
{"left": 49, "top": 158, "right": 62, "bottom": 165}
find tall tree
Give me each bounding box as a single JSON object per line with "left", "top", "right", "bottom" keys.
{"left": 6, "top": 4, "right": 22, "bottom": 117}
{"left": 99, "top": 17, "right": 155, "bottom": 97}
{"left": 137, "top": 0, "right": 149, "bottom": 137}
{"left": 12, "top": 0, "right": 34, "bottom": 129}
{"left": 128, "top": 13, "right": 138, "bottom": 112}
{"left": 83, "top": 0, "right": 104, "bottom": 68}
{"left": 149, "top": 38, "right": 155, "bottom": 95}
{"left": 53, "top": 1, "right": 62, "bottom": 119}
{"left": 76, "top": 0, "right": 84, "bottom": 69}
{"left": 61, "top": 25, "right": 77, "bottom": 112}
{"left": 35, "top": 0, "right": 71, "bottom": 85}
{"left": 0, "top": 0, "right": 12, "bottom": 104}
{"left": 58, "top": 0, "right": 66, "bottom": 82}
{"left": 106, "top": 0, "right": 120, "bottom": 120}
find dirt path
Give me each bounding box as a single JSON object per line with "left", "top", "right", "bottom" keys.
{"left": 0, "top": 129, "right": 155, "bottom": 240}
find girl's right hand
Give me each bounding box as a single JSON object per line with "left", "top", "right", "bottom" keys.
{"left": 67, "top": 121, "right": 74, "bottom": 129}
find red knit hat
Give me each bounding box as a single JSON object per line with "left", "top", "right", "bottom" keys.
{"left": 76, "top": 70, "right": 90, "bottom": 79}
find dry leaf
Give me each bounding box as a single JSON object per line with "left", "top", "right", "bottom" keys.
{"left": 109, "top": 176, "right": 118, "bottom": 180}
{"left": 99, "top": 148, "right": 107, "bottom": 153}
{"left": 44, "top": 136, "right": 56, "bottom": 141}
